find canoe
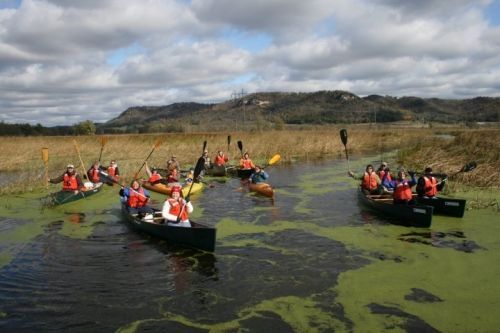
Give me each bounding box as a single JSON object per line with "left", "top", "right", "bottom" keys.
{"left": 47, "top": 182, "right": 104, "bottom": 206}
{"left": 416, "top": 196, "right": 466, "bottom": 218}
{"left": 205, "top": 165, "right": 227, "bottom": 177}
{"left": 357, "top": 188, "right": 433, "bottom": 228}
{"left": 142, "top": 181, "right": 204, "bottom": 197}
{"left": 248, "top": 182, "right": 275, "bottom": 198}
{"left": 120, "top": 204, "right": 216, "bottom": 252}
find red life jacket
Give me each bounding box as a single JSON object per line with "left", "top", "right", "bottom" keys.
{"left": 89, "top": 168, "right": 100, "bottom": 183}
{"left": 362, "top": 172, "right": 378, "bottom": 191}
{"left": 167, "top": 169, "right": 178, "bottom": 183}
{"left": 63, "top": 173, "right": 79, "bottom": 190}
{"left": 128, "top": 188, "right": 148, "bottom": 208}
{"left": 394, "top": 180, "right": 413, "bottom": 201}
{"left": 424, "top": 176, "right": 437, "bottom": 197}
{"left": 240, "top": 158, "right": 254, "bottom": 169}
{"left": 167, "top": 198, "right": 189, "bottom": 221}
{"left": 378, "top": 170, "right": 392, "bottom": 181}
{"left": 149, "top": 173, "right": 162, "bottom": 183}
{"left": 107, "top": 166, "right": 117, "bottom": 177}
{"left": 214, "top": 154, "right": 228, "bottom": 166}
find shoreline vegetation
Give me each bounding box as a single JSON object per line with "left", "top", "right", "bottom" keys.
{"left": 0, "top": 125, "right": 498, "bottom": 204}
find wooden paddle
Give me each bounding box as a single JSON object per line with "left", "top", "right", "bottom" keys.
{"left": 41, "top": 147, "right": 49, "bottom": 188}
{"left": 72, "top": 140, "right": 88, "bottom": 179}
{"left": 98, "top": 136, "right": 108, "bottom": 163}
{"left": 134, "top": 138, "right": 163, "bottom": 180}
{"left": 340, "top": 128, "right": 350, "bottom": 170}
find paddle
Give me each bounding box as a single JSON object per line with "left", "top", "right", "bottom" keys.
{"left": 237, "top": 140, "right": 243, "bottom": 156}
{"left": 134, "top": 138, "right": 163, "bottom": 180}
{"left": 72, "top": 140, "right": 88, "bottom": 179}
{"left": 41, "top": 148, "right": 49, "bottom": 189}
{"left": 98, "top": 136, "right": 108, "bottom": 163}
{"left": 176, "top": 156, "right": 205, "bottom": 221}
{"left": 202, "top": 140, "right": 207, "bottom": 154}
{"left": 414, "top": 161, "right": 477, "bottom": 179}
{"left": 340, "top": 128, "right": 350, "bottom": 170}
{"left": 227, "top": 135, "right": 231, "bottom": 153}
{"left": 264, "top": 154, "right": 281, "bottom": 168}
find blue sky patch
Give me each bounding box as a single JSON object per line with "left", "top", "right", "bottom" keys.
{"left": 222, "top": 28, "right": 272, "bottom": 53}
{"left": 106, "top": 43, "right": 146, "bottom": 68}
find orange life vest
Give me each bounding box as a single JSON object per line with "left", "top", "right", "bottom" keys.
{"left": 393, "top": 180, "right": 413, "bottom": 201}
{"left": 214, "top": 154, "right": 228, "bottom": 166}
{"left": 240, "top": 158, "right": 254, "bottom": 169}
{"left": 378, "top": 170, "right": 392, "bottom": 181}
{"left": 362, "top": 172, "right": 378, "bottom": 191}
{"left": 167, "top": 198, "right": 189, "bottom": 221}
{"left": 89, "top": 168, "right": 100, "bottom": 183}
{"left": 107, "top": 166, "right": 117, "bottom": 177}
{"left": 167, "top": 169, "right": 178, "bottom": 183}
{"left": 63, "top": 173, "right": 79, "bottom": 190}
{"left": 149, "top": 173, "right": 162, "bottom": 183}
{"left": 424, "top": 176, "right": 437, "bottom": 197}
{"left": 128, "top": 188, "right": 148, "bottom": 208}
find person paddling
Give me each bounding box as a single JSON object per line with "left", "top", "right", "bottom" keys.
{"left": 249, "top": 165, "right": 269, "bottom": 184}
{"left": 416, "top": 167, "right": 447, "bottom": 198}
{"left": 348, "top": 164, "right": 383, "bottom": 195}
{"left": 87, "top": 161, "right": 101, "bottom": 183}
{"left": 48, "top": 164, "right": 84, "bottom": 194}
{"left": 105, "top": 160, "right": 120, "bottom": 182}
{"left": 383, "top": 168, "right": 417, "bottom": 204}
{"left": 239, "top": 152, "right": 255, "bottom": 170}
{"left": 119, "top": 180, "right": 153, "bottom": 215}
{"left": 214, "top": 150, "right": 229, "bottom": 167}
{"left": 145, "top": 162, "right": 164, "bottom": 185}
{"left": 161, "top": 185, "right": 193, "bottom": 227}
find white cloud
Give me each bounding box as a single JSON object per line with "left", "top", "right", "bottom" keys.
{"left": 0, "top": 0, "right": 499, "bottom": 126}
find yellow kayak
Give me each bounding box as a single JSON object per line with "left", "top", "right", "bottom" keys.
{"left": 142, "top": 181, "right": 204, "bottom": 197}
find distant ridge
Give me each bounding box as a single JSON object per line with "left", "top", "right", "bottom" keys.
{"left": 100, "top": 90, "right": 499, "bottom": 133}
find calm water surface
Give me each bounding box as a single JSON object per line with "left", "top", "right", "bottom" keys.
{"left": 0, "top": 158, "right": 498, "bottom": 333}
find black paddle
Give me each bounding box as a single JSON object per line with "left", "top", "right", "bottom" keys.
{"left": 340, "top": 129, "right": 350, "bottom": 170}
{"left": 237, "top": 140, "right": 243, "bottom": 156}
{"left": 176, "top": 156, "right": 205, "bottom": 221}
{"left": 413, "top": 161, "right": 477, "bottom": 179}
{"left": 227, "top": 135, "right": 231, "bottom": 153}
{"left": 202, "top": 140, "right": 207, "bottom": 154}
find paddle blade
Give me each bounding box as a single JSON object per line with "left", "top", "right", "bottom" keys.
{"left": 340, "top": 129, "right": 348, "bottom": 146}
{"left": 100, "top": 136, "right": 108, "bottom": 146}
{"left": 462, "top": 161, "right": 477, "bottom": 172}
{"left": 41, "top": 148, "right": 49, "bottom": 163}
{"left": 237, "top": 140, "right": 243, "bottom": 153}
{"left": 268, "top": 154, "right": 281, "bottom": 165}
{"left": 194, "top": 157, "right": 205, "bottom": 179}
{"left": 227, "top": 135, "right": 231, "bottom": 146}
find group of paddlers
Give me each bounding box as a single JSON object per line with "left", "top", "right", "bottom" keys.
{"left": 48, "top": 148, "right": 270, "bottom": 227}
{"left": 348, "top": 162, "right": 447, "bottom": 204}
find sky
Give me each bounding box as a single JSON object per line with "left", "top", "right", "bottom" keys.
{"left": 0, "top": 0, "right": 499, "bottom": 126}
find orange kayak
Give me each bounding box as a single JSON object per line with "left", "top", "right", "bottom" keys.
{"left": 248, "top": 182, "right": 274, "bottom": 198}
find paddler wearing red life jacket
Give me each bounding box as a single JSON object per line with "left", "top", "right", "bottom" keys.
{"left": 119, "top": 180, "right": 153, "bottom": 215}
{"left": 377, "top": 162, "right": 392, "bottom": 182}
{"left": 161, "top": 185, "right": 193, "bottom": 227}
{"left": 383, "top": 168, "right": 417, "bottom": 204}
{"left": 106, "top": 160, "right": 120, "bottom": 182}
{"left": 348, "top": 164, "right": 383, "bottom": 195}
{"left": 239, "top": 152, "right": 255, "bottom": 170}
{"left": 145, "top": 162, "right": 163, "bottom": 184}
{"left": 416, "top": 167, "right": 447, "bottom": 198}
{"left": 87, "top": 161, "right": 101, "bottom": 183}
{"left": 48, "top": 164, "right": 84, "bottom": 193}
{"left": 214, "top": 150, "right": 229, "bottom": 166}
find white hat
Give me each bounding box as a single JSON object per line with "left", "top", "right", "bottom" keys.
{"left": 67, "top": 164, "right": 75, "bottom": 168}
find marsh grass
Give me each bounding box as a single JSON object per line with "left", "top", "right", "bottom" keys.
{"left": 0, "top": 126, "right": 498, "bottom": 195}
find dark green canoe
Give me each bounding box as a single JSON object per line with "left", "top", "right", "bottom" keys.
{"left": 121, "top": 204, "right": 216, "bottom": 252}
{"left": 357, "top": 188, "right": 433, "bottom": 228}
{"left": 416, "top": 196, "right": 466, "bottom": 218}
{"left": 47, "top": 182, "right": 104, "bottom": 206}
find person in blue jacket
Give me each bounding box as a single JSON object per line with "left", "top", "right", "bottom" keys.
{"left": 249, "top": 165, "right": 269, "bottom": 184}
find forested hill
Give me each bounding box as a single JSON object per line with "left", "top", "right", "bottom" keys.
{"left": 101, "top": 90, "right": 499, "bottom": 133}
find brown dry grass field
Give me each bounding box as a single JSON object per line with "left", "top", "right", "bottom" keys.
{"left": 0, "top": 125, "right": 498, "bottom": 194}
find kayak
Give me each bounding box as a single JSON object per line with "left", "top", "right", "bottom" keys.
{"left": 120, "top": 204, "right": 216, "bottom": 252}
{"left": 416, "top": 196, "right": 466, "bottom": 218}
{"left": 47, "top": 182, "right": 104, "bottom": 206}
{"left": 357, "top": 188, "right": 433, "bottom": 228}
{"left": 248, "top": 182, "right": 275, "bottom": 198}
{"left": 142, "top": 181, "right": 204, "bottom": 197}
{"left": 205, "top": 165, "right": 227, "bottom": 177}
